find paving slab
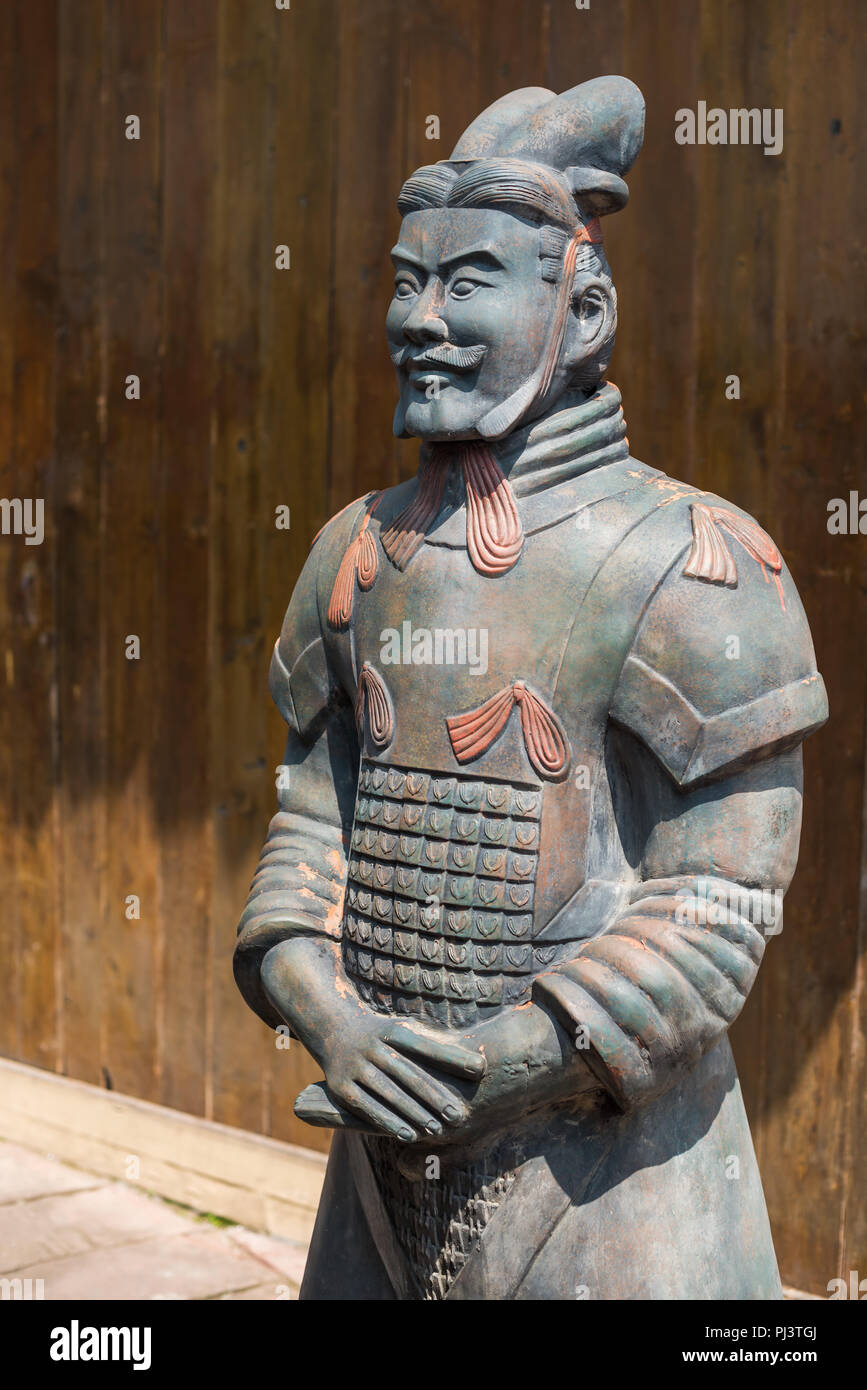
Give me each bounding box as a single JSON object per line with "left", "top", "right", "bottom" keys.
{"left": 0, "top": 1141, "right": 312, "bottom": 1299}
{"left": 0, "top": 1183, "right": 192, "bottom": 1273}
{"left": 10, "top": 1228, "right": 272, "bottom": 1301}
{"left": 0, "top": 1143, "right": 103, "bottom": 1204}
{"left": 225, "top": 1226, "right": 307, "bottom": 1287}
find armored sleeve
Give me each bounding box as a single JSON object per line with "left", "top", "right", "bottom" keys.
{"left": 534, "top": 500, "right": 829, "bottom": 1109}
{"left": 233, "top": 503, "right": 366, "bottom": 1028}
{"left": 608, "top": 498, "right": 827, "bottom": 787}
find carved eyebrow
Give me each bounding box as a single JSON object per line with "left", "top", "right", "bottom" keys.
{"left": 389, "top": 244, "right": 506, "bottom": 275}
{"left": 390, "top": 246, "right": 426, "bottom": 270}
{"left": 439, "top": 246, "right": 505, "bottom": 274}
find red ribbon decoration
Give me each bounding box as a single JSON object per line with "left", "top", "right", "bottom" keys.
{"left": 327, "top": 495, "right": 381, "bottom": 630}
{"left": 446, "top": 680, "right": 569, "bottom": 780}
{"left": 355, "top": 662, "right": 394, "bottom": 750}
{"left": 462, "top": 444, "right": 524, "bottom": 576}
{"left": 381, "top": 445, "right": 523, "bottom": 577}
{"left": 379, "top": 454, "right": 446, "bottom": 571}
{"left": 684, "top": 502, "right": 785, "bottom": 611}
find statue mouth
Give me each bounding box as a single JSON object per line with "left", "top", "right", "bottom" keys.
{"left": 391, "top": 342, "right": 488, "bottom": 375}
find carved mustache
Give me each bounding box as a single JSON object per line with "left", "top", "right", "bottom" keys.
{"left": 390, "top": 342, "right": 488, "bottom": 372}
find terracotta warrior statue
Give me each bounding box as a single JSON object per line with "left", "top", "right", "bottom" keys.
{"left": 234, "top": 77, "right": 828, "bottom": 1300}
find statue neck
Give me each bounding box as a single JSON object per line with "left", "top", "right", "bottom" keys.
{"left": 494, "top": 380, "right": 629, "bottom": 497}
{"left": 420, "top": 380, "right": 629, "bottom": 501}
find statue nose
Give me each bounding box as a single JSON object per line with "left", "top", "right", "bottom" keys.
{"left": 402, "top": 285, "right": 448, "bottom": 346}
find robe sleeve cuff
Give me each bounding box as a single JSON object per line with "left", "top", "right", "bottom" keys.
{"left": 233, "top": 811, "right": 347, "bottom": 1027}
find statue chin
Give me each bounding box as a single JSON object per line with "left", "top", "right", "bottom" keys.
{"left": 394, "top": 393, "right": 490, "bottom": 443}
{"left": 393, "top": 368, "right": 578, "bottom": 444}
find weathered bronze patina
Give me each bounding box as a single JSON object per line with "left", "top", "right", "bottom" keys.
{"left": 234, "top": 77, "right": 828, "bottom": 1300}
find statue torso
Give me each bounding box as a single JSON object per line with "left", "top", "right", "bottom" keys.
{"left": 331, "top": 455, "right": 686, "bottom": 1026}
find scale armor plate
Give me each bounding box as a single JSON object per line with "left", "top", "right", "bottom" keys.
{"left": 342, "top": 758, "right": 561, "bottom": 1027}
{"left": 365, "top": 1135, "right": 516, "bottom": 1300}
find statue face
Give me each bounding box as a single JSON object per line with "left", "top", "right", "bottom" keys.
{"left": 387, "top": 207, "right": 557, "bottom": 442}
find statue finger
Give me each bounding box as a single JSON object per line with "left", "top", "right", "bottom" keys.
{"left": 293, "top": 1080, "right": 369, "bottom": 1130}
{"left": 340, "top": 1083, "right": 419, "bottom": 1144}
{"left": 383, "top": 1024, "right": 487, "bottom": 1079}
{"left": 372, "top": 1044, "right": 470, "bottom": 1125}
{"left": 358, "top": 1066, "right": 444, "bottom": 1136}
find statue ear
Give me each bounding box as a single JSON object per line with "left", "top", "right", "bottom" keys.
{"left": 566, "top": 274, "right": 615, "bottom": 361}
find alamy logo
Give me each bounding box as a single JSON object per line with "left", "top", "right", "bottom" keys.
{"left": 0, "top": 497, "right": 44, "bottom": 545}
{"left": 380, "top": 623, "right": 488, "bottom": 676}
{"left": 50, "top": 1320, "right": 152, "bottom": 1371}
{"left": 675, "top": 102, "right": 783, "bottom": 156}
{"left": 0, "top": 1277, "right": 44, "bottom": 1300}
{"left": 675, "top": 879, "right": 782, "bottom": 936}
{"left": 827, "top": 491, "right": 867, "bottom": 534}
{"left": 827, "top": 1271, "right": 867, "bottom": 1299}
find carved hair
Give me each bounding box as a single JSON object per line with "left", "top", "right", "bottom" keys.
{"left": 397, "top": 157, "right": 617, "bottom": 392}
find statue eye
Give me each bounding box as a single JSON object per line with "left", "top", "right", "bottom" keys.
{"left": 394, "top": 276, "right": 419, "bottom": 300}
{"left": 450, "top": 278, "right": 480, "bottom": 300}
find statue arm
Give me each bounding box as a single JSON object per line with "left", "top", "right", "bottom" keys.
{"left": 532, "top": 743, "right": 802, "bottom": 1111}
{"left": 415, "top": 745, "right": 805, "bottom": 1141}
{"left": 436, "top": 520, "right": 829, "bottom": 1135}
{"left": 235, "top": 513, "right": 486, "bottom": 1140}
{"left": 232, "top": 525, "right": 359, "bottom": 1030}
{"left": 532, "top": 521, "right": 828, "bottom": 1114}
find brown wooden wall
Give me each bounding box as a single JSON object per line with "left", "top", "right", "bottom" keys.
{"left": 0, "top": 0, "right": 863, "bottom": 1296}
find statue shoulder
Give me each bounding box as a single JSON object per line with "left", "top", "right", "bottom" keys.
{"left": 268, "top": 492, "right": 375, "bottom": 738}
{"left": 610, "top": 487, "right": 829, "bottom": 787}
{"left": 308, "top": 490, "right": 380, "bottom": 568}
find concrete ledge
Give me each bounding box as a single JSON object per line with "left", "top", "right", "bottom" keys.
{"left": 0, "top": 1059, "right": 326, "bottom": 1244}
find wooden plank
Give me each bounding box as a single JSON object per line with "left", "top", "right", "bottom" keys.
{"left": 55, "top": 0, "right": 106, "bottom": 1089}
{"left": 0, "top": 1057, "right": 325, "bottom": 1244}
{"left": 399, "top": 0, "right": 481, "bottom": 193}
{"left": 207, "top": 0, "right": 281, "bottom": 1136}
{"left": 477, "top": 0, "right": 549, "bottom": 103}
{"left": 807, "top": 0, "right": 867, "bottom": 1293}
{"left": 757, "top": 0, "right": 865, "bottom": 1295}
{"left": 156, "top": 0, "right": 218, "bottom": 1116}
{"left": 546, "top": 0, "right": 625, "bottom": 94}
{"left": 617, "top": 0, "right": 699, "bottom": 485}
{"left": 254, "top": 0, "right": 341, "bottom": 1150}
{"left": 98, "top": 0, "right": 164, "bottom": 1101}
{"left": 848, "top": 700, "right": 867, "bottom": 1285}
{"left": 10, "top": 0, "right": 61, "bottom": 1075}
{"left": 686, "top": 0, "right": 791, "bottom": 1195}
{"left": 327, "top": 0, "right": 408, "bottom": 505}
{"left": 0, "top": 0, "right": 21, "bottom": 1063}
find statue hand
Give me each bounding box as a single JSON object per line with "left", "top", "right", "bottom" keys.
{"left": 260, "top": 935, "right": 486, "bottom": 1141}
{"left": 317, "top": 1015, "right": 487, "bottom": 1144}
{"left": 396, "top": 1001, "right": 598, "bottom": 1142}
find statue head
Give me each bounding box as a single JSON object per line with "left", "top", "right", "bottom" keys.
{"left": 387, "top": 77, "right": 645, "bottom": 443}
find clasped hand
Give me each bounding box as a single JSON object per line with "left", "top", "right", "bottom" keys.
{"left": 317, "top": 1013, "right": 487, "bottom": 1143}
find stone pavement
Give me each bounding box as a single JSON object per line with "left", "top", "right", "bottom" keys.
{"left": 0, "top": 1140, "right": 309, "bottom": 1300}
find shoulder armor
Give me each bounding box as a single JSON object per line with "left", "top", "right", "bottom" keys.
{"left": 610, "top": 494, "right": 829, "bottom": 787}
{"left": 269, "top": 494, "right": 373, "bottom": 739}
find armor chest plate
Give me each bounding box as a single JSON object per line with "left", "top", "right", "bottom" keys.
{"left": 342, "top": 758, "right": 562, "bottom": 1026}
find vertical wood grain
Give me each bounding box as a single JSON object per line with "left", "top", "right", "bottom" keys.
{"left": 99, "top": 0, "right": 163, "bottom": 1101}
{"left": 56, "top": 0, "right": 106, "bottom": 1087}
{"left": 617, "top": 0, "right": 699, "bottom": 482}
{"left": 328, "top": 0, "right": 407, "bottom": 504}
{"left": 157, "top": 0, "right": 217, "bottom": 1115}
{"left": 206, "top": 0, "right": 277, "bottom": 1134}
{"left": 749, "top": 0, "right": 865, "bottom": 1295}
{"left": 262, "top": 0, "right": 340, "bottom": 1152}
{"left": 10, "top": 0, "right": 61, "bottom": 1075}
{"left": 0, "top": 0, "right": 21, "bottom": 1064}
